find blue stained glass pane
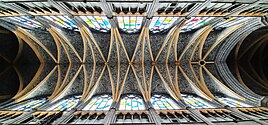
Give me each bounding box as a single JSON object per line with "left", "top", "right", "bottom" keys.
{"left": 218, "top": 97, "right": 252, "bottom": 108}
{"left": 180, "top": 17, "right": 214, "bottom": 32}
{"left": 12, "top": 99, "right": 46, "bottom": 111}
{"left": 104, "top": 20, "right": 109, "bottom": 25}
{"left": 64, "top": 21, "right": 71, "bottom": 25}
{"left": 21, "top": 20, "right": 27, "bottom": 23}
{"left": 149, "top": 17, "right": 179, "bottom": 33}
{"left": 8, "top": 16, "right": 43, "bottom": 28}
{"left": 126, "top": 99, "right": 132, "bottom": 110}
{"left": 49, "top": 96, "right": 80, "bottom": 111}
{"left": 80, "top": 16, "right": 110, "bottom": 32}
{"left": 90, "top": 19, "right": 96, "bottom": 22}
{"left": 132, "top": 99, "right": 139, "bottom": 110}
{"left": 183, "top": 95, "right": 214, "bottom": 109}
{"left": 117, "top": 16, "right": 143, "bottom": 33}
{"left": 70, "top": 20, "right": 76, "bottom": 25}
{"left": 83, "top": 94, "right": 113, "bottom": 111}
{"left": 151, "top": 95, "right": 181, "bottom": 110}
{"left": 119, "top": 95, "right": 145, "bottom": 110}
{"left": 155, "top": 20, "right": 161, "bottom": 26}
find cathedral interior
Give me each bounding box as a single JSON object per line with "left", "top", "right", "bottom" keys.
{"left": 0, "top": 0, "right": 268, "bottom": 124}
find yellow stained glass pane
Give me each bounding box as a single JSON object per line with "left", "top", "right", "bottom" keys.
{"left": 89, "top": 102, "right": 95, "bottom": 105}
{"left": 55, "top": 107, "right": 60, "bottom": 111}
{"left": 86, "top": 20, "right": 93, "bottom": 24}
{"left": 164, "top": 18, "right": 172, "bottom": 22}
{"left": 58, "top": 20, "right": 63, "bottom": 24}
{"left": 96, "top": 17, "right": 102, "bottom": 20}
{"left": 227, "top": 18, "right": 235, "bottom": 22}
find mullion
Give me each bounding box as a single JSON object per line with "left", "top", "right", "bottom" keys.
{"left": 57, "top": 16, "right": 72, "bottom": 29}
{"left": 154, "top": 98, "right": 162, "bottom": 109}
{"left": 99, "top": 16, "right": 109, "bottom": 29}
{"left": 165, "top": 98, "right": 175, "bottom": 110}
{"left": 134, "top": 16, "right": 138, "bottom": 30}
{"left": 161, "top": 97, "right": 171, "bottom": 109}
{"left": 119, "top": 17, "right": 124, "bottom": 30}
{"left": 97, "top": 98, "right": 110, "bottom": 111}
{"left": 159, "top": 17, "right": 167, "bottom": 31}
{"left": 61, "top": 16, "right": 76, "bottom": 28}
{"left": 93, "top": 98, "right": 104, "bottom": 111}
{"left": 158, "top": 98, "right": 167, "bottom": 109}
{"left": 45, "top": 16, "right": 67, "bottom": 28}
{"left": 151, "top": 98, "right": 160, "bottom": 110}
{"left": 93, "top": 16, "right": 105, "bottom": 29}
{"left": 52, "top": 16, "right": 70, "bottom": 28}
{"left": 153, "top": 17, "right": 160, "bottom": 31}
{"left": 11, "top": 17, "right": 36, "bottom": 28}
{"left": 82, "top": 16, "right": 96, "bottom": 29}
{"left": 87, "top": 16, "right": 101, "bottom": 29}
{"left": 86, "top": 98, "right": 98, "bottom": 110}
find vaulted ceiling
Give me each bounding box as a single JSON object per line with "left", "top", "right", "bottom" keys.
{"left": 0, "top": 0, "right": 267, "bottom": 115}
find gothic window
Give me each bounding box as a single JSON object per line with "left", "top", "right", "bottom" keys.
{"left": 8, "top": 16, "right": 43, "bottom": 28}
{"left": 83, "top": 94, "right": 113, "bottom": 111}
{"left": 217, "top": 97, "right": 252, "bottom": 108}
{"left": 119, "top": 94, "right": 145, "bottom": 110}
{"left": 149, "top": 17, "right": 179, "bottom": 33}
{"left": 80, "top": 16, "right": 111, "bottom": 32}
{"left": 215, "top": 17, "right": 253, "bottom": 28}
{"left": 182, "top": 95, "right": 215, "bottom": 109}
{"left": 12, "top": 98, "right": 46, "bottom": 111}
{"left": 150, "top": 94, "right": 181, "bottom": 110}
{"left": 43, "top": 16, "right": 77, "bottom": 30}
{"left": 181, "top": 17, "right": 215, "bottom": 32}
{"left": 117, "top": 16, "right": 143, "bottom": 33}
{"left": 48, "top": 96, "right": 80, "bottom": 111}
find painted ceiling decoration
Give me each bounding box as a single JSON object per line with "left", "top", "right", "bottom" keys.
{"left": 0, "top": 0, "right": 268, "bottom": 124}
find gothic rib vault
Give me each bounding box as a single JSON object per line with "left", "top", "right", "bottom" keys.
{"left": 0, "top": 0, "right": 268, "bottom": 124}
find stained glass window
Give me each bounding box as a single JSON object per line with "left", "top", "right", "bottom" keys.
{"left": 183, "top": 95, "right": 215, "bottom": 109}
{"left": 117, "top": 16, "right": 143, "bottom": 33}
{"left": 218, "top": 97, "right": 252, "bottom": 108}
{"left": 149, "top": 16, "right": 179, "bottom": 33}
{"left": 119, "top": 95, "right": 145, "bottom": 110}
{"left": 215, "top": 17, "right": 252, "bottom": 28}
{"left": 12, "top": 99, "right": 46, "bottom": 111}
{"left": 83, "top": 94, "right": 113, "bottom": 111}
{"left": 80, "top": 16, "right": 111, "bottom": 32}
{"left": 150, "top": 94, "right": 181, "bottom": 110}
{"left": 181, "top": 17, "right": 215, "bottom": 32}
{"left": 8, "top": 16, "right": 43, "bottom": 28}
{"left": 48, "top": 96, "right": 80, "bottom": 111}
{"left": 43, "top": 16, "right": 77, "bottom": 30}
